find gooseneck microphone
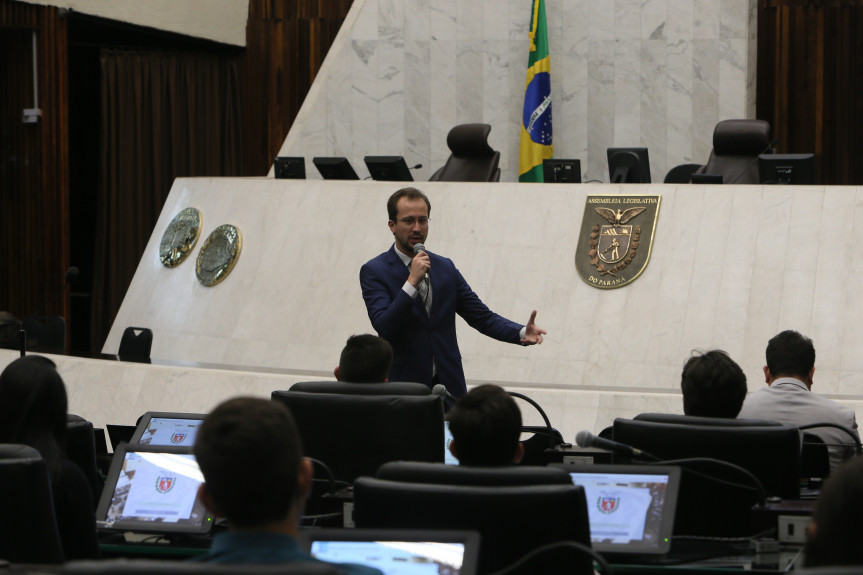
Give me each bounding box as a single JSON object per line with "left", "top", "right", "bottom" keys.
{"left": 729, "top": 138, "right": 780, "bottom": 184}
{"left": 432, "top": 384, "right": 457, "bottom": 405}
{"left": 575, "top": 430, "right": 657, "bottom": 461}
{"left": 409, "top": 163, "right": 423, "bottom": 170}
{"left": 19, "top": 266, "right": 79, "bottom": 356}
{"left": 509, "top": 391, "right": 558, "bottom": 449}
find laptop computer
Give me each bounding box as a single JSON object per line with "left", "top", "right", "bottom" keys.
{"left": 130, "top": 411, "right": 206, "bottom": 447}
{"left": 96, "top": 443, "right": 214, "bottom": 535}
{"left": 300, "top": 529, "right": 480, "bottom": 575}
{"left": 551, "top": 464, "right": 681, "bottom": 559}
{"left": 444, "top": 420, "right": 459, "bottom": 465}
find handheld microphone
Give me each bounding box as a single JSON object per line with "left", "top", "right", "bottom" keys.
{"left": 19, "top": 266, "right": 78, "bottom": 356}
{"left": 729, "top": 138, "right": 780, "bottom": 184}
{"left": 432, "top": 384, "right": 457, "bottom": 404}
{"left": 413, "top": 243, "right": 429, "bottom": 279}
{"left": 575, "top": 430, "right": 656, "bottom": 461}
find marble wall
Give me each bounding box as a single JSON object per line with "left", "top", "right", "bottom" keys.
{"left": 278, "top": 0, "right": 757, "bottom": 184}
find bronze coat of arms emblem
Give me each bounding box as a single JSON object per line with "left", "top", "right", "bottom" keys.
{"left": 575, "top": 195, "right": 661, "bottom": 289}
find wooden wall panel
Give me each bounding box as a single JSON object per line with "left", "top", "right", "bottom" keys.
{"left": 242, "top": 0, "right": 354, "bottom": 175}
{"left": 757, "top": 0, "right": 863, "bottom": 184}
{"left": 0, "top": 0, "right": 70, "bottom": 345}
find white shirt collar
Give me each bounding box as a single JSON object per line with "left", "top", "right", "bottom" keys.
{"left": 393, "top": 243, "right": 412, "bottom": 267}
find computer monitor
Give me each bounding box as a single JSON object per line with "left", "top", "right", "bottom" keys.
{"left": 273, "top": 156, "right": 306, "bottom": 179}
{"left": 95, "top": 444, "right": 214, "bottom": 534}
{"left": 129, "top": 412, "right": 206, "bottom": 447}
{"left": 607, "top": 148, "right": 651, "bottom": 183}
{"left": 543, "top": 159, "right": 582, "bottom": 183}
{"left": 313, "top": 157, "right": 360, "bottom": 180}
{"left": 759, "top": 153, "right": 816, "bottom": 184}
{"left": 364, "top": 156, "right": 414, "bottom": 182}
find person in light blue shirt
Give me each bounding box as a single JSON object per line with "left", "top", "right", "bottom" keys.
{"left": 191, "top": 397, "right": 380, "bottom": 575}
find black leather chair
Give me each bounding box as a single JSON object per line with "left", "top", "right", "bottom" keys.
{"left": 63, "top": 560, "right": 346, "bottom": 575}
{"left": 271, "top": 391, "right": 444, "bottom": 483}
{"left": 289, "top": 381, "right": 430, "bottom": 395}
{"left": 118, "top": 326, "right": 152, "bottom": 363}
{"left": 614, "top": 414, "right": 801, "bottom": 537}
{"left": 430, "top": 124, "right": 501, "bottom": 182}
{"left": 65, "top": 414, "right": 103, "bottom": 507}
{"left": 22, "top": 314, "right": 66, "bottom": 354}
{"left": 0, "top": 444, "right": 64, "bottom": 563}
{"left": 693, "top": 119, "right": 773, "bottom": 184}
{"left": 354, "top": 464, "right": 591, "bottom": 575}
{"left": 801, "top": 432, "right": 830, "bottom": 481}
{"left": 663, "top": 162, "right": 702, "bottom": 183}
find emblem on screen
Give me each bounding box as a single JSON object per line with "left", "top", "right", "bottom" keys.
{"left": 156, "top": 476, "right": 176, "bottom": 493}
{"left": 598, "top": 496, "right": 620, "bottom": 514}
{"left": 170, "top": 433, "right": 188, "bottom": 444}
{"left": 575, "top": 195, "right": 661, "bottom": 289}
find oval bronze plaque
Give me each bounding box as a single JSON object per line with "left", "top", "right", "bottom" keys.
{"left": 159, "top": 207, "right": 202, "bottom": 268}
{"left": 196, "top": 224, "right": 242, "bottom": 287}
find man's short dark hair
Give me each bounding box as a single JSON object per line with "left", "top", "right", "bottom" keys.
{"left": 805, "top": 456, "right": 863, "bottom": 567}
{"left": 386, "top": 187, "right": 431, "bottom": 221}
{"left": 766, "top": 330, "right": 815, "bottom": 379}
{"left": 194, "top": 397, "right": 303, "bottom": 527}
{"left": 681, "top": 350, "right": 747, "bottom": 418}
{"left": 338, "top": 334, "right": 393, "bottom": 383}
{"left": 447, "top": 384, "right": 521, "bottom": 466}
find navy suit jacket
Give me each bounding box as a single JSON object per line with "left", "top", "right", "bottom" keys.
{"left": 360, "top": 246, "right": 523, "bottom": 396}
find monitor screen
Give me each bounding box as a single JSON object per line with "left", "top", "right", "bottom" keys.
{"left": 444, "top": 420, "right": 459, "bottom": 466}
{"left": 130, "top": 412, "right": 206, "bottom": 447}
{"left": 543, "top": 159, "right": 582, "bottom": 183}
{"left": 607, "top": 148, "right": 651, "bottom": 183}
{"left": 300, "top": 529, "right": 480, "bottom": 575}
{"left": 274, "top": 156, "right": 306, "bottom": 179}
{"left": 759, "top": 153, "right": 816, "bottom": 185}
{"left": 552, "top": 464, "right": 680, "bottom": 556}
{"left": 364, "top": 156, "right": 414, "bottom": 182}
{"left": 313, "top": 157, "right": 360, "bottom": 180}
{"left": 96, "top": 444, "right": 214, "bottom": 534}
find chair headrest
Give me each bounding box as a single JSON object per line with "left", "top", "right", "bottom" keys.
{"left": 713, "top": 119, "right": 772, "bottom": 156}
{"left": 634, "top": 412, "right": 784, "bottom": 427}
{"left": 0, "top": 444, "right": 41, "bottom": 461}
{"left": 377, "top": 461, "right": 573, "bottom": 486}
{"left": 447, "top": 124, "right": 495, "bottom": 158}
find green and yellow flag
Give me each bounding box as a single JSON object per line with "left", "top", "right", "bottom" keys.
{"left": 518, "top": 0, "right": 553, "bottom": 182}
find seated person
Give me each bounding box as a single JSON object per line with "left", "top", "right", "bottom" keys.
{"left": 680, "top": 349, "right": 747, "bottom": 418}
{"left": 805, "top": 456, "right": 863, "bottom": 566}
{"left": 447, "top": 384, "right": 523, "bottom": 466}
{"left": 334, "top": 334, "right": 393, "bottom": 383}
{"left": 191, "top": 396, "right": 379, "bottom": 573}
{"left": 0, "top": 355, "right": 98, "bottom": 560}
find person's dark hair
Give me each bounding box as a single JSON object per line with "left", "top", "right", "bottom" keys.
{"left": 447, "top": 384, "right": 521, "bottom": 466}
{"left": 194, "top": 397, "right": 303, "bottom": 527}
{"left": 0, "top": 355, "right": 68, "bottom": 478}
{"left": 338, "top": 334, "right": 393, "bottom": 383}
{"left": 680, "top": 350, "right": 747, "bottom": 418}
{"left": 386, "top": 187, "right": 431, "bottom": 222}
{"left": 766, "top": 330, "right": 815, "bottom": 380}
{"left": 805, "top": 456, "right": 863, "bottom": 566}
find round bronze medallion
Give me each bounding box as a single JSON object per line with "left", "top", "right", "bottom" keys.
{"left": 196, "top": 224, "right": 242, "bottom": 287}
{"left": 159, "top": 207, "right": 202, "bottom": 268}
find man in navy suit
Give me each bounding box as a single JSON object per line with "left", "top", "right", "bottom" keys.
{"left": 360, "top": 187, "right": 545, "bottom": 397}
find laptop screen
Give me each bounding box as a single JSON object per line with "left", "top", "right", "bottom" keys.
{"left": 130, "top": 412, "right": 206, "bottom": 447}
{"left": 444, "top": 420, "right": 459, "bottom": 466}
{"left": 96, "top": 444, "right": 214, "bottom": 534}
{"left": 300, "top": 529, "right": 479, "bottom": 575}
{"left": 552, "top": 464, "right": 680, "bottom": 555}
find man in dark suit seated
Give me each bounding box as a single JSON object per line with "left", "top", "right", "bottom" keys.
{"left": 448, "top": 384, "right": 523, "bottom": 466}
{"left": 191, "top": 397, "right": 380, "bottom": 573}
{"left": 334, "top": 334, "right": 393, "bottom": 383}
{"left": 680, "top": 349, "right": 747, "bottom": 418}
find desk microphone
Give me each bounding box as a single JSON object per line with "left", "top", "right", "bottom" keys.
{"left": 409, "top": 163, "right": 423, "bottom": 170}
{"left": 729, "top": 138, "right": 780, "bottom": 184}
{"left": 432, "top": 384, "right": 457, "bottom": 405}
{"left": 19, "top": 266, "right": 79, "bottom": 356}
{"left": 575, "top": 430, "right": 655, "bottom": 460}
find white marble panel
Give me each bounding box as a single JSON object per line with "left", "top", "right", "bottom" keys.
{"left": 718, "top": 39, "right": 748, "bottom": 121}
{"left": 377, "top": 42, "right": 406, "bottom": 155}
{"left": 666, "top": 0, "right": 693, "bottom": 42}
{"left": 642, "top": 0, "right": 667, "bottom": 40}
{"left": 352, "top": 0, "right": 379, "bottom": 41}
{"left": 378, "top": 0, "right": 404, "bottom": 42}
{"left": 404, "top": 0, "right": 430, "bottom": 40}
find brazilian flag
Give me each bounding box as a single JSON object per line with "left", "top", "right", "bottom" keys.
{"left": 518, "top": 0, "right": 553, "bottom": 182}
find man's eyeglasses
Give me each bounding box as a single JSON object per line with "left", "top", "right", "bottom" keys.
{"left": 397, "top": 217, "right": 430, "bottom": 226}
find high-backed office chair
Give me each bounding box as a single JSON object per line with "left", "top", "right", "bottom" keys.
{"left": 692, "top": 119, "right": 773, "bottom": 184}
{"left": 22, "top": 315, "right": 66, "bottom": 354}
{"left": 376, "top": 460, "right": 573, "bottom": 486}
{"left": 429, "top": 124, "right": 501, "bottom": 182}
{"left": 289, "top": 381, "right": 430, "bottom": 395}
{"left": 801, "top": 432, "right": 830, "bottom": 482}
{"left": 66, "top": 414, "right": 103, "bottom": 507}
{"left": 354, "top": 464, "right": 591, "bottom": 575}
{"left": 0, "top": 444, "right": 64, "bottom": 563}
{"left": 117, "top": 326, "right": 152, "bottom": 363}
{"left": 613, "top": 414, "right": 800, "bottom": 536}
{"left": 271, "top": 391, "right": 444, "bottom": 483}
{"left": 63, "top": 560, "right": 346, "bottom": 575}
{"left": 663, "top": 162, "right": 702, "bottom": 183}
